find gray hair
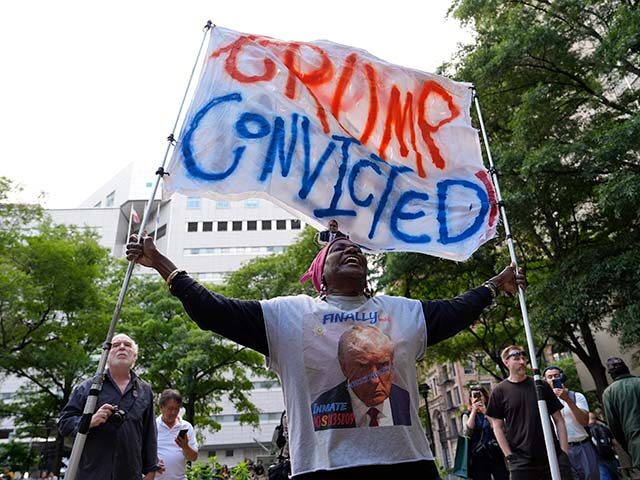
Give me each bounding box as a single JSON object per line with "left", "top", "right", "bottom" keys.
{"left": 159, "top": 389, "right": 183, "bottom": 407}
{"left": 338, "top": 325, "right": 394, "bottom": 363}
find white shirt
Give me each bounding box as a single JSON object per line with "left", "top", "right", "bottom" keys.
{"left": 348, "top": 387, "right": 393, "bottom": 427}
{"left": 559, "top": 391, "right": 590, "bottom": 442}
{"left": 262, "top": 294, "right": 431, "bottom": 477}
{"left": 156, "top": 416, "right": 198, "bottom": 480}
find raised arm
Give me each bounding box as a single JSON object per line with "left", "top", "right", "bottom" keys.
{"left": 423, "top": 264, "right": 526, "bottom": 345}
{"left": 126, "top": 235, "right": 269, "bottom": 355}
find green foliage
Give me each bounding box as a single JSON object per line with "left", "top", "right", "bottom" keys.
{"left": 186, "top": 457, "right": 250, "bottom": 480}
{"left": 0, "top": 177, "right": 112, "bottom": 472}
{"left": 413, "top": 0, "right": 640, "bottom": 396}
{"left": 0, "top": 441, "right": 40, "bottom": 472}
{"left": 377, "top": 243, "right": 536, "bottom": 379}
{"left": 119, "top": 274, "right": 267, "bottom": 431}
{"left": 219, "top": 226, "right": 319, "bottom": 299}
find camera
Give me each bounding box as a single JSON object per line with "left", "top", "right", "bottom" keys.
{"left": 109, "top": 406, "right": 127, "bottom": 427}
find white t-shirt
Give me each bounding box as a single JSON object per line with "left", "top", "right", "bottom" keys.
{"left": 559, "top": 392, "right": 590, "bottom": 442}
{"left": 261, "top": 294, "right": 432, "bottom": 476}
{"left": 156, "top": 416, "right": 198, "bottom": 480}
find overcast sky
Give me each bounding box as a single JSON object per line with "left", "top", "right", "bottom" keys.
{"left": 1, "top": 0, "right": 472, "bottom": 208}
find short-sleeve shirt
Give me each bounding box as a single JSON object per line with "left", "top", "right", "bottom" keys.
{"left": 559, "top": 392, "right": 589, "bottom": 442}
{"left": 156, "top": 416, "right": 198, "bottom": 480}
{"left": 486, "top": 376, "right": 563, "bottom": 459}
{"left": 261, "top": 294, "right": 431, "bottom": 476}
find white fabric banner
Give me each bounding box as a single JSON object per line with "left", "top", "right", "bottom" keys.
{"left": 164, "top": 27, "right": 498, "bottom": 260}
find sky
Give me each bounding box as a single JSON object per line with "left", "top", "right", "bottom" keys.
{"left": 1, "top": 0, "right": 473, "bottom": 208}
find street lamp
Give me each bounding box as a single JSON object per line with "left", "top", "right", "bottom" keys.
{"left": 418, "top": 383, "right": 435, "bottom": 448}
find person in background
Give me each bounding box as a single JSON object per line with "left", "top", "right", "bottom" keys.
{"left": 544, "top": 365, "right": 599, "bottom": 480}
{"left": 486, "top": 346, "right": 573, "bottom": 479}
{"left": 462, "top": 386, "right": 508, "bottom": 480}
{"left": 58, "top": 333, "right": 157, "bottom": 480}
{"left": 588, "top": 413, "right": 620, "bottom": 480}
{"left": 317, "top": 219, "right": 348, "bottom": 244}
{"left": 602, "top": 357, "right": 640, "bottom": 477}
{"left": 156, "top": 389, "right": 198, "bottom": 480}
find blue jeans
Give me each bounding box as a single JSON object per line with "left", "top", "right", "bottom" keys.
{"left": 598, "top": 458, "right": 619, "bottom": 480}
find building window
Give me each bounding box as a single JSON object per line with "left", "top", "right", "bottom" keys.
{"left": 208, "top": 451, "right": 216, "bottom": 458}
{"left": 217, "top": 221, "right": 228, "bottom": 231}
{"left": 216, "top": 200, "right": 230, "bottom": 209}
{"left": 464, "top": 358, "right": 475, "bottom": 374}
{"left": 150, "top": 224, "right": 167, "bottom": 240}
{"left": 202, "top": 221, "right": 213, "bottom": 232}
{"left": 262, "top": 220, "right": 272, "bottom": 230}
{"left": 449, "top": 417, "right": 458, "bottom": 436}
{"left": 244, "top": 198, "right": 259, "bottom": 208}
{"left": 187, "top": 196, "right": 201, "bottom": 209}
{"left": 105, "top": 191, "right": 115, "bottom": 207}
{"left": 291, "top": 219, "right": 301, "bottom": 229}
{"left": 276, "top": 220, "right": 286, "bottom": 230}
{"left": 247, "top": 220, "right": 257, "bottom": 231}
{"left": 145, "top": 182, "right": 153, "bottom": 188}
{"left": 453, "top": 386, "right": 461, "bottom": 406}
{"left": 187, "top": 222, "right": 198, "bottom": 232}
{"left": 225, "top": 449, "right": 234, "bottom": 457}
{"left": 232, "top": 221, "right": 242, "bottom": 231}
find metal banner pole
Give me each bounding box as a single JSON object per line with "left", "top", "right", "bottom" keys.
{"left": 64, "top": 20, "right": 214, "bottom": 480}
{"left": 472, "top": 87, "right": 562, "bottom": 480}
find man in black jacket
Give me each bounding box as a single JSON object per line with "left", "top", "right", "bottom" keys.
{"left": 59, "top": 334, "right": 157, "bottom": 480}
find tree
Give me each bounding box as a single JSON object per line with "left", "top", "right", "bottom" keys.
{"left": 375, "top": 245, "right": 541, "bottom": 379}
{"left": 0, "top": 441, "right": 41, "bottom": 473}
{"left": 0, "top": 179, "right": 113, "bottom": 474}
{"left": 119, "top": 274, "right": 268, "bottom": 431}
{"left": 1, "top": 177, "right": 113, "bottom": 473}
{"left": 441, "top": 0, "right": 640, "bottom": 398}
{"left": 219, "top": 226, "right": 319, "bottom": 299}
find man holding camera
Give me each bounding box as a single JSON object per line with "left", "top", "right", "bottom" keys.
{"left": 544, "top": 366, "right": 599, "bottom": 480}
{"left": 155, "top": 389, "right": 198, "bottom": 480}
{"left": 59, "top": 333, "right": 158, "bottom": 480}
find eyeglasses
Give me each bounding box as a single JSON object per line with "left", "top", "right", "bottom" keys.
{"left": 505, "top": 351, "right": 527, "bottom": 360}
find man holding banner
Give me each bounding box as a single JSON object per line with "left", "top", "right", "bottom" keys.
{"left": 126, "top": 234, "right": 524, "bottom": 479}
{"left": 124, "top": 25, "right": 530, "bottom": 478}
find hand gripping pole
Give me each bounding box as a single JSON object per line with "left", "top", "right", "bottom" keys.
{"left": 472, "top": 87, "right": 562, "bottom": 480}
{"left": 64, "top": 20, "right": 214, "bottom": 480}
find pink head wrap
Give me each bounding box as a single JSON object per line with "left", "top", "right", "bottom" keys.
{"left": 299, "top": 238, "right": 345, "bottom": 292}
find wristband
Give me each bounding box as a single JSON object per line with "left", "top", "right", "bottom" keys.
{"left": 166, "top": 269, "right": 186, "bottom": 287}
{"left": 482, "top": 280, "right": 498, "bottom": 299}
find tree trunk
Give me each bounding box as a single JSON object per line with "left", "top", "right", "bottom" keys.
{"left": 184, "top": 400, "right": 196, "bottom": 426}
{"left": 54, "top": 432, "right": 66, "bottom": 475}
{"left": 578, "top": 320, "right": 609, "bottom": 402}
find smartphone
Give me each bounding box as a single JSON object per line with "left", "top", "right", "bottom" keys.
{"left": 552, "top": 378, "right": 563, "bottom": 389}
{"left": 178, "top": 428, "right": 188, "bottom": 438}
{"left": 472, "top": 391, "right": 482, "bottom": 401}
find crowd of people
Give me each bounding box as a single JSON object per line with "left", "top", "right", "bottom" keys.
{"left": 6, "top": 232, "right": 628, "bottom": 480}
{"left": 456, "top": 352, "right": 639, "bottom": 480}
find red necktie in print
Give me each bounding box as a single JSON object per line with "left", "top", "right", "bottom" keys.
{"left": 367, "top": 407, "right": 380, "bottom": 427}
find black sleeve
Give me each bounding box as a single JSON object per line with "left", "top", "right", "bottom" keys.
{"left": 421, "top": 286, "right": 493, "bottom": 346}
{"left": 485, "top": 384, "right": 503, "bottom": 419}
{"left": 170, "top": 274, "right": 269, "bottom": 356}
{"left": 141, "top": 383, "right": 158, "bottom": 475}
{"left": 58, "top": 381, "right": 88, "bottom": 437}
{"left": 542, "top": 381, "right": 563, "bottom": 415}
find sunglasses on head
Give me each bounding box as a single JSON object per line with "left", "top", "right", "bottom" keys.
{"left": 506, "top": 350, "right": 527, "bottom": 360}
